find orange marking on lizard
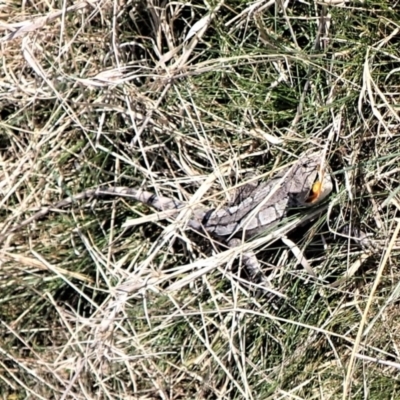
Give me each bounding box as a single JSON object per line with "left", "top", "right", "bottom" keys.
{"left": 306, "top": 180, "right": 323, "bottom": 203}
{"left": 306, "top": 164, "right": 325, "bottom": 203}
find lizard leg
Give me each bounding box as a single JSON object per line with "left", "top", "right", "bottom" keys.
{"left": 227, "top": 238, "right": 271, "bottom": 290}
{"left": 339, "top": 224, "right": 377, "bottom": 250}
{"left": 229, "top": 172, "right": 260, "bottom": 206}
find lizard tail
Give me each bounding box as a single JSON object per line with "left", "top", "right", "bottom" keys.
{"left": 0, "top": 186, "right": 185, "bottom": 239}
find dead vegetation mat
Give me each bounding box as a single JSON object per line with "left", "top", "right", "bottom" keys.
{"left": 1, "top": 0, "right": 400, "bottom": 398}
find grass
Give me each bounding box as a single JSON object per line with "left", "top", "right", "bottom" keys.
{"left": 1, "top": 0, "right": 400, "bottom": 398}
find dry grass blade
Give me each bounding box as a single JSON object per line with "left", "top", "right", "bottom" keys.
{"left": 1, "top": 0, "right": 400, "bottom": 398}
{"left": 343, "top": 220, "right": 400, "bottom": 398}
{"left": 1, "top": 0, "right": 99, "bottom": 42}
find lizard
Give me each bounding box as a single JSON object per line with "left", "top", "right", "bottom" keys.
{"left": 0, "top": 151, "right": 333, "bottom": 288}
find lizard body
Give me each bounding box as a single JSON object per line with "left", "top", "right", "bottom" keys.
{"left": 1, "top": 152, "right": 333, "bottom": 288}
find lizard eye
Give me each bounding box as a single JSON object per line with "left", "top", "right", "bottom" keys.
{"left": 306, "top": 180, "right": 323, "bottom": 203}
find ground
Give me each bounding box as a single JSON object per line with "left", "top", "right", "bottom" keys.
{"left": 1, "top": 0, "right": 400, "bottom": 398}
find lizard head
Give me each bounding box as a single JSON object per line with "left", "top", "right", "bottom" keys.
{"left": 289, "top": 153, "right": 333, "bottom": 206}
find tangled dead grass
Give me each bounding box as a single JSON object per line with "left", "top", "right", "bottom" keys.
{"left": 1, "top": 0, "right": 400, "bottom": 398}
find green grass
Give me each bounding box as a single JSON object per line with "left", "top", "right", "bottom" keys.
{"left": 1, "top": 0, "right": 400, "bottom": 398}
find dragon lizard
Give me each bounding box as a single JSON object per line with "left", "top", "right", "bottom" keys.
{"left": 0, "top": 152, "right": 333, "bottom": 288}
